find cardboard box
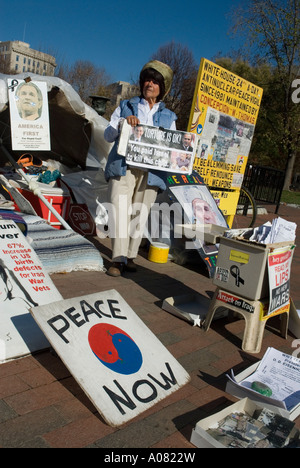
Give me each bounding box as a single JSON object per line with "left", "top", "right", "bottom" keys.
{"left": 162, "top": 293, "right": 227, "bottom": 327}
{"left": 190, "top": 398, "right": 263, "bottom": 448}
{"left": 174, "top": 223, "right": 227, "bottom": 244}
{"left": 190, "top": 397, "right": 298, "bottom": 448}
{"left": 225, "top": 362, "right": 300, "bottom": 421}
{"left": 213, "top": 237, "right": 293, "bottom": 301}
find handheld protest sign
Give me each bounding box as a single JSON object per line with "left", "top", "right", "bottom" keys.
{"left": 0, "top": 220, "right": 62, "bottom": 362}
{"left": 118, "top": 121, "right": 197, "bottom": 175}
{"left": 31, "top": 290, "right": 191, "bottom": 427}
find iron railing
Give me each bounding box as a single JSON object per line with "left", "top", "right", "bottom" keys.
{"left": 242, "top": 165, "right": 285, "bottom": 208}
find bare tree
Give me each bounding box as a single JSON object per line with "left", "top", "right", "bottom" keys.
{"left": 57, "top": 60, "right": 111, "bottom": 103}
{"left": 232, "top": 0, "right": 300, "bottom": 189}
{"left": 151, "top": 41, "right": 198, "bottom": 130}
{"left": 0, "top": 56, "right": 16, "bottom": 75}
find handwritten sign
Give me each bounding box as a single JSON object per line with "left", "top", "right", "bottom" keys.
{"left": 31, "top": 290, "right": 191, "bottom": 427}
{"left": 0, "top": 220, "right": 62, "bottom": 362}
{"left": 188, "top": 58, "right": 263, "bottom": 218}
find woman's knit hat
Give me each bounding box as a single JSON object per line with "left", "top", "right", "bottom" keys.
{"left": 140, "top": 60, "right": 173, "bottom": 98}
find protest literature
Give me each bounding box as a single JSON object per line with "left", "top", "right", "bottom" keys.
{"left": 226, "top": 347, "right": 300, "bottom": 420}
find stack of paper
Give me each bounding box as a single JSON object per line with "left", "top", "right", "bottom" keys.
{"left": 248, "top": 217, "right": 296, "bottom": 244}
{"left": 266, "top": 217, "right": 297, "bottom": 243}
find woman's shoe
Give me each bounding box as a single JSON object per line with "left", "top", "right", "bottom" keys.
{"left": 107, "top": 262, "right": 125, "bottom": 277}
{"left": 125, "top": 259, "right": 137, "bottom": 272}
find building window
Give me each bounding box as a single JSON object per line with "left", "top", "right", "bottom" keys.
{"left": 15, "top": 65, "right": 18, "bottom": 71}
{"left": 16, "top": 55, "right": 19, "bottom": 62}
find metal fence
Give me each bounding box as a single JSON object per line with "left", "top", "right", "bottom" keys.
{"left": 242, "top": 165, "right": 285, "bottom": 206}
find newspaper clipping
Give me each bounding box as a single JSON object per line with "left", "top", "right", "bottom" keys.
{"left": 118, "top": 121, "right": 197, "bottom": 175}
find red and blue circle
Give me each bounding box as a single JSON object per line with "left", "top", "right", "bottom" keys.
{"left": 88, "top": 323, "right": 143, "bottom": 375}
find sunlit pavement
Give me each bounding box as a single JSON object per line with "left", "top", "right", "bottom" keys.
{"left": 0, "top": 203, "right": 299, "bottom": 448}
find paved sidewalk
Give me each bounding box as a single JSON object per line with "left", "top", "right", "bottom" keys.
{"left": 0, "top": 203, "right": 299, "bottom": 448}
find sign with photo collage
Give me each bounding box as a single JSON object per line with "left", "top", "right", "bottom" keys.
{"left": 188, "top": 58, "right": 263, "bottom": 220}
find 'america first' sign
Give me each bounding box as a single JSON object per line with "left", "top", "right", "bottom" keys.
{"left": 31, "top": 290, "right": 190, "bottom": 427}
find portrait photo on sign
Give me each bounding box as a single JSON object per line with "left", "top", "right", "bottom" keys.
{"left": 169, "top": 184, "right": 227, "bottom": 228}
{"left": 9, "top": 80, "right": 48, "bottom": 122}
{"left": 8, "top": 78, "right": 51, "bottom": 151}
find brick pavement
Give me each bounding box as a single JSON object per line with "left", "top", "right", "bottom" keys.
{"left": 0, "top": 203, "right": 299, "bottom": 448}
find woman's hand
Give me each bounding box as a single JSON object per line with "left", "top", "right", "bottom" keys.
{"left": 126, "top": 115, "right": 140, "bottom": 127}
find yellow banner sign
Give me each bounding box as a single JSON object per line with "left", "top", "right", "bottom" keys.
{"left": 210, "top": 189, "right": 240, "bottom": 216}
{"left": 188, "top": 58, "right": 263, "bottom": 194}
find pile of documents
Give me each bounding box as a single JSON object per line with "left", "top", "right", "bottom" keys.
{"left": 225, "top": 217, "right": 297, "bottom": 244}
{"left": 226, "top": 347, "right": 300, "bottom": 413}
{"left": 250, "top": 217, "right": 297, "bottom": 244}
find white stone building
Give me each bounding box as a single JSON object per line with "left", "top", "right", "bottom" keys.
{"left": 0, "top": 40, "right": 56, "bottom": 76}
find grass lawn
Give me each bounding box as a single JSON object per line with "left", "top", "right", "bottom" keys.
{"left": 281, "top": 190, "right": 300, "bottom": 205}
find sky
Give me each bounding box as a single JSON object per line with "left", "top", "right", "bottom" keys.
{"left": 1, "top": 0, "right": 242, "bottom": 84}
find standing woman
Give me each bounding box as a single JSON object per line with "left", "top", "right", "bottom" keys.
{"left": 104, "top": 60, "right": 177, "bottom": 277}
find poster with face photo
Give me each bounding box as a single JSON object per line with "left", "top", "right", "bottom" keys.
{"left": 170, "top": 184, "right": 228, "bottom": 228}
{"left": 167, "top": 180, "right": 227, "bottom": 277}
{"left": 8, "top": 78, "right": 51, "bottom": 151}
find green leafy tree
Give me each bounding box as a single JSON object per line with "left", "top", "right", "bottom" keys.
{"left": 232, "top": 0, "right": 300, "bottom": 188}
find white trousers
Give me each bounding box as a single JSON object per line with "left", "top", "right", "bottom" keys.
{"left": 107, "top": 168, "right": 158, "bottom": 262}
